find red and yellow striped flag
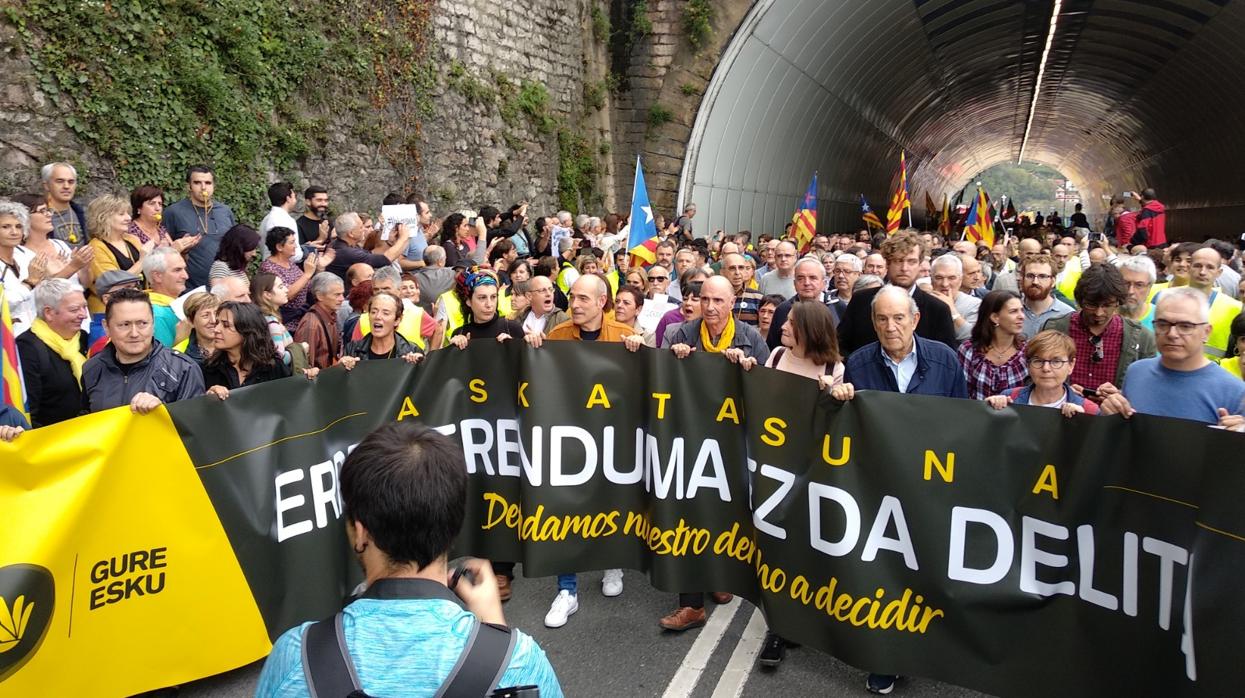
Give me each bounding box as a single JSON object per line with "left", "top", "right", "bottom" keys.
{"left": 885, "top": 150, "right": 910, "bottom": 234}
{"left": 1, "top": 285, "right": 28, "bottom": 422}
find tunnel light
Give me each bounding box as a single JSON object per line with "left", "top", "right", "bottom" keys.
{"left": 1017, "top": 0, "right": 1063, "bottom": 164}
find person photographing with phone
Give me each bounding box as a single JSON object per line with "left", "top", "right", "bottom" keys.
{"left": 256, "top": 421, "right": 563, "bottom": 697}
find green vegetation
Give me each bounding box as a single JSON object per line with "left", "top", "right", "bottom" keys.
{"left": 557, "top": 129, "right": 599, "bottom": 214}
{"left": 447, "top": 60, "right": 494, "bottom": 105}
{"left": 630, "top": 0, "right": 653, "bottom": 41}
{"left": 591, "top": 3, "right": 611, "bottom": 43}
{"left": 6, "top": 0, "right": 437, "bottom": 222}
{"left": 584, "top": 81, "right": 608, "bottom": 111}
{"left": 975, "top": 162, "right": 1071, "bottom": 214}
{"left": 648, "top": 104, "right": 674, "bottom": 129}
{"left": 683, "top": 0, "right": 714, "bottom": 51}
{"left": 680, "top": 82, "right": 701, "bottom": 97}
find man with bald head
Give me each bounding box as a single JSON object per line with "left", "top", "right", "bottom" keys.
{"left": 765, "top": 257, "right": 834, "bottom": 349}
{"left": 660, "top": 274, "right": 770, "bottom": 632}
{"left": 992, "top": 237, "right": 1042, "bottom": 293}
{"left": 833, "top": 285, "right": 967, "bottom": 401}
{"left": 525, "top": 273, "right": 638, "bottom": 629}
{"left": 758, "top": 240, "right": 798, "bottom": 298}
{"left": 863, "top": 253, "right": 887, "bottom": 277}
{"left": 721, "top": 252, "right": 763, "bottom": 325}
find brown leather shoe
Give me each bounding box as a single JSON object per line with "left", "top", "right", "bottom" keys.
{"left": 710, "top": 592, "right": 733, "bottom": 604}
{"left": 659, "top": 606, "right": 707, "bottom": 631}
{"left": 497, "top": 574, "right": 512, "bottom": 602}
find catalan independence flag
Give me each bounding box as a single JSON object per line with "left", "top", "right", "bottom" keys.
{"left": 627, "top": 156, "right": 659, "bottom": 265}
{"left": 938, "top": 193, "right": 952, "bottom": 236}
{"left": 0, "top": 286, "right": 28, "bottom": 422}
{"left": 860, "top": 194, "right": 883, "bottom": 230}
{"left": 963, "top": 187, "right": 996, "bottom": 247}
{"left": 791, "top": 172, "right": 818, "bottom": 253}
{"left": 885, "top": 150, "right": 910, "bottom": 234}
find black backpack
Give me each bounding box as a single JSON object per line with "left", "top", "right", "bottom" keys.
{"left": 301, "top": 578, "right": 520, "bottom": 698}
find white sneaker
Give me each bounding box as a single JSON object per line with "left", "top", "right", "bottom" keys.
{"left": 601, "top": 568, "right": 624, "bottom": 597}
{"left": 544, "top": 590, "right": 579, "bottom": 628}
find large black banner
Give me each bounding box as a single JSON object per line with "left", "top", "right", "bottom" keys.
{"left": 168, "top": 342, "right": 1244, "bottom": 697}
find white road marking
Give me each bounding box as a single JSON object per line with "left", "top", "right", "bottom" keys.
{"left": 661, "top": 597, "right": 742, "bottom": 698}
{"left": 710, "top": 607, "right": 768, "bottom": 698}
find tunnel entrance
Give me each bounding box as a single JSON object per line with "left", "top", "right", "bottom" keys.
{"left": 677, "top": 0, "right": 1244, "bottom": 241}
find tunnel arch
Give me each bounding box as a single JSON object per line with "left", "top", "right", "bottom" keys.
{"left": 677, "top": 0, "right": 1245, "bottom": 240}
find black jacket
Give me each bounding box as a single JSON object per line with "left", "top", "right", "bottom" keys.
{"left": 343, "top": 333, "right": 421, "bottom": 360}
{"left": 836, "top": 285, "right": 957, "bottom": 355}
{"left": 81, "top": 340, "right": 205, "bottom": 413}
{"left": 16, "top": 329, "right": 87, "bottom": 427}
{"left": 202, "top": 357, "right": 292, "bottom": 390}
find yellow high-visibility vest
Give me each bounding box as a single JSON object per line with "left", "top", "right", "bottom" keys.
{"left": 439, "top": 288, "right": 512, "bottom": 337}
{"left": 357, "top": 305, "right": 428, "bottom": 350}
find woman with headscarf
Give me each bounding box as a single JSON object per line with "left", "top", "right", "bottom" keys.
{"left": 447, "top": 266, "right": 524, "bottom": 349}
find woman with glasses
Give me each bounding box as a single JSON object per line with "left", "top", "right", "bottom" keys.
{"left": 958, "top": 290, "right": 1029, "bottom": 400}
{"left": 986, "top": 330, "right": 1098, "bottom": 416}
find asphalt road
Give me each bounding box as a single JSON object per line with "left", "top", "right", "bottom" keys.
{"left": 177, "top": 568, "right": 992, "bottom": 698}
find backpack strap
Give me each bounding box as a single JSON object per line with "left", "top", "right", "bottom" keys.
{"left": 302, "top": 613, "right": 363, "bottom": 698}
{"left": 436, "top": 621, "right": 517, "bottom": 698}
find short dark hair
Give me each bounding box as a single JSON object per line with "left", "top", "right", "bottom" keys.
{"left": 104, "top": 287, "right": 153, "bottom": 322}
{"left": 341, "top": 421, "right": 467, "bottom": 568}
{"left": 265, "top": 226, "right": 296, "bottom": 256}
{"left": 488, "top": 238, "right": 516, "bottom": 264}
{"left": 382, "top": 192, "right": 404, "bottom": 206}
{"left": 267, "top": 182, "right": 294, "bottom": 207}
{"left": 1206, "top": 239, "right": 1236, "bottom": 261}
{"left": 760, "top": 293, "right": 785, "bottom": 310}
{"left": 1073, "top": 261, "right": 1127, "bottom": 308}
{"left": 130, "top": 185, "right": 164, "bottom": 217}
{"left": 304, "top": 185, "right": 328, "bottom": 201}
{"left": 479, "top": 205, "right": 500, "bottom": 225}
{"left": 185, "top": 165, "right": 213, "bottom": 183}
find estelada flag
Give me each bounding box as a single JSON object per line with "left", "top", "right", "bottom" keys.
{"left": 791, "top": 172, "right": 818, "bottom": 253}
{"left": 860, "top": 194, "right": 883, "bottom": 230}
{"left": 963, "top": 187, "right": 996, "bottom": 247}
{"left": 885, "top": 150, "right": 910, "bottom": 234}
{"left": 627, "top": 156, "right": 659, "bottom": 265}
{"left": 0, "top": 285, "right": 27, "bottom": 422}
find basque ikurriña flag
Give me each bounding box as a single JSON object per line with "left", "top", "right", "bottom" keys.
{"left": 627, "top": 156, "right": 659, "bottom": 265}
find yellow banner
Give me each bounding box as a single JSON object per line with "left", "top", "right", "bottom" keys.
{"left": 0, "top": 407, "right": 270, "bottom": 695}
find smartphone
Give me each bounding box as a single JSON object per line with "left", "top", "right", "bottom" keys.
{"left": 1081, "top": 387, "right": 1099, "bottom": 398}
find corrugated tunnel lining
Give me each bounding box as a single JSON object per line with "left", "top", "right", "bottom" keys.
{"left": 679, "top": 0, "right": 1241, "bottom": 239}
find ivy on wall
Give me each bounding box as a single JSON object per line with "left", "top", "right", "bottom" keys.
{"left": 5, "top": 0, "right": 436, "bottom": 222}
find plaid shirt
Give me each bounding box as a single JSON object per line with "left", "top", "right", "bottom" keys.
{"left": 1068, "top": 313, "right": 1123, "bottom": 390}
{"left": 957, "top": 339, "right": 1029, "bottom": 400}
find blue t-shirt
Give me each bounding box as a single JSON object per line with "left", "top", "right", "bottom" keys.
{"left": 404, "top": 224, "right": 428, "bottom": 265}
{"left": 256, "top": 597, "right": 563, "bottom": 697}
{"left": 1121, "top": 358, "right": 1245, "bottom": 423}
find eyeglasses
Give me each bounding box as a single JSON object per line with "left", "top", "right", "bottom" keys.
{"left": 1081, "top": 301, "right": 1120, "bottom": 311}
{"left": 1029, "top": 358, "right": 1070, "bottom": 369}
{"left": 648, "top": 275, "right": 667, "bottom": 282}
{"left": 1153, "top": 320, "right": 1209, "bottom": 336}
{"left": 1023, "top": 273, "right": 1052, "bottom": 281}
{"left": 1088, "top": 334, "right": 1104, "bottom": 362}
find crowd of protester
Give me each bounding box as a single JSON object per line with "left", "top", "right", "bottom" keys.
{"left": 3, "top": 164, "right": 1244, "bottom": 696}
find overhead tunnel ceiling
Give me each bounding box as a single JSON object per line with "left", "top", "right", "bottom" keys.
{"left": 680, "top": 0, "right": 1243, "bottom": 239}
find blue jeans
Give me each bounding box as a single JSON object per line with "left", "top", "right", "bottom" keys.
{"left": 557, "top": 573, "right": 577, "bottom": 594}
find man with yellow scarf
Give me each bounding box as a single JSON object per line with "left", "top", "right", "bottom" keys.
{"left": 15, "top": 278, "right": 88, "bottom": 427}
{"left": 659, "top": 275, "right": 770, "bottom": 631}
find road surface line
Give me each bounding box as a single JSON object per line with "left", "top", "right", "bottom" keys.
{"left": 661, "top": 597, "right": 742, "bottom": 698}
{"left": 710, "top": 607, "right": 767, "bottom": 698}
